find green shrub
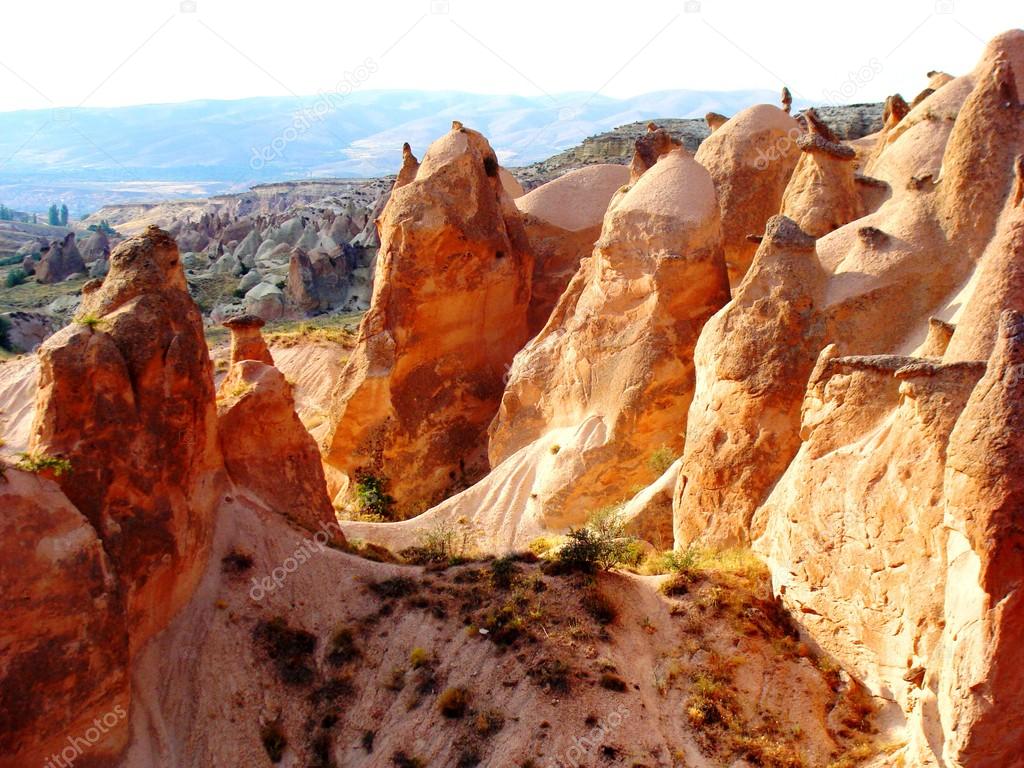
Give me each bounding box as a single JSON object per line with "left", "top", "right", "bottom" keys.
{"left": 355, "top": 472, "right": 395, "bottom": 519}
{"left": 556, "top": 506, "right": 640, "bottom": 572}
{"left": 402, "top": 520, "right": 474, "bottom": 565}
{"left": 409, "top": 647, "right": 431, "bottom": 669}
{"left": 15, "top": 452, "right": 73, "bottom": 477}
{"left": 5, "top": 268, "right": 27, "bottom": 288}
{"left": 647, "top": 444, "right": 676, "bottom": 475}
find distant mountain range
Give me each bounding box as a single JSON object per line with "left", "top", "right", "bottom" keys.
{"left": 0, "top": 88, "right": 788, "bottom": 215}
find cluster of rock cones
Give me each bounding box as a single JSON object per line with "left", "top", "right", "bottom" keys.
{"left": 3, "top": 29, "right": 1024, "bottom": 768}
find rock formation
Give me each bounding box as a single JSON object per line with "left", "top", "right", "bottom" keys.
{"left": 217, "top": 319, "right": 342, "bottom": 543}
{"left": 286, "top": 247, "right": 352, "bottom": 313}
{"left": 628, "top": 123, "right": 682, "bottom": 182}
{"left": 0, "top": 470, "right": 130, "bottom": 766}
{"left": 488, "top": 149, "right": 730, "bottom": 531}
{"left": 322, "top": 124, "right": 533, "bottom": 513}
{"left": 515, "top": 163, "right": 629, "bottom": 334}
{"left": 29, "top": 225, "right": 223, "bottom": 648}
{"left": 674, "top": 217, "right": 825, "bottom": 547}
{"left": 395, "top": 142, "right": 420, "bottom": 188}
{"left": 780, "top": 108, "right": 864, "bottom": 237}
{"left": 939, "top": 310, "right": 1024, "bottom": 767}
{"left": 222, "top": 313, "right": 273, "bottom": 365}
{"left": 35, "top": 233, "right": 85, "bottom": 283}
{"left": 694, "top": 104, "right": 802, "bottom": 285}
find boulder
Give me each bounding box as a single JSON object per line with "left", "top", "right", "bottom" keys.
{"left": 244, "top": 281, "right": 286, "bottom": 321}
{"left": 79, "top": 229, "right": 110, "bottom": 264}
{"left": 629, "top": 122, "right": 682, "bottom": 182}
{"left": 286, "top": 247, "right": 351, "bottom": 314}
{"left": 36, "top": 233, "right": 85, "bottom": 284}
{"left": 0, "top": 311, "right": 56, "bottom": 353}
{"left": 322, "top": 123, "right": 533, "bottom": 513}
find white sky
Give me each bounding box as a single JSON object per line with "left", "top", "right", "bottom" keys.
{"left": 0, "top": 0, "right": 1017, "bottom": 112}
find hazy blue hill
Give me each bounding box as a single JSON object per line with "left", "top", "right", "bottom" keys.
{"left": 0, "top": 88, "right": 782, "bottom": 212}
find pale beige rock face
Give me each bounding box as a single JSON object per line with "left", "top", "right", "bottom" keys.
{"left": 753, "top": 351, "right": 985, "bottom": 765}
{"left": 0, "top": 470, "right": 130, "bottom": 768}
{"left": 695, "top": 104, "right": 801, "bottom": 285}
{"left": 30, "top": 226, "right": 224, "bottom": 653}
{"left": 516, "top": 164, "right": 629, "bottom": 335}
{"left": 322, "top": 126, "right": 532, "bottom": 514}
{"left": 938, "top": 310, "right": 1024, "bottom": 768}
{"left": 489, "top": 149, "right": 730, "bottom": 532}
{"left": 674, "top": 216, "right": 825, "bottom": 548}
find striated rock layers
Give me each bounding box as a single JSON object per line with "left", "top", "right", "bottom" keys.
{"left": 695, "top": 104, "right": 801, "bottom": 285}
{"left": 488, "top": 149, "right": 730, "bottom": 532}
{"left": 30, "top": 226, "right": 223, "bottom": 647}
{"left": 217, "top": 318, "right": 342, "bottom": 543}
{"left": 322, "top": 124, "right": 533, "bottom": 513}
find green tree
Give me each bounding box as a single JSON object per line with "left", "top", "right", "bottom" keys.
{"left": 47, "top": 204, "right": 60, "bottom": 226}
{"left": 59, "top": 204, "right": 69, "bottom": 226}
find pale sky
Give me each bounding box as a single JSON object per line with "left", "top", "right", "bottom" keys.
{"left": 0, "top": 0, "right": 1017, "bottom": 113}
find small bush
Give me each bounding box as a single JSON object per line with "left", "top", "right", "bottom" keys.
{"left": 528, "top": 658, "right": 571, "bottom": 692}
{"left": 355, "top": 472, "right": 396, "bottom": 519}
{"left": 489, "top": 556, "right": 518, "bottom": 589}
{"left": 647, "top": 444, "right": 676, "bottom": 475}
{"left": 391, "top": 751, "right": 426, "bottom": 768}
{"left": 15, "top": 452, "right": 73, "bottom": 477}
{"left": 556, "top": 506, "right": 640, "bottom": 572}
{"left": 475, "top": 709, "right": 505, "bottom": 736}
{"left": 0, "top": 315, "right": 11, "bottom": 351}
{"left": 369, "top": 576, "right": 418, "bottom": 600}
{"left": 582, "top": 589, "right": 617, "bottom": 625}
{"left": 4, "top": 268, "right": 27, "bottom": 288}
{"left": 599, "top": 672, "right": 628, "bottom": 692}
{"left": 221, "top": 549, "right": 254, "bottom": 573}
{"left": 437, "top": 686, "right": 469, "bottom": 718}
{"left": 409, "top": 646, "right": 431, "bottom": 669}
{"left": 260, "top": 722, "right": 287, "bottom": 763}
{"left": 253, "top": 617, "right": 317, "bottom": 686}
{"left": 403, "top": 520, "right": 474, "bottom": 565}
{"left": 361, "top": 729, "right": 376, "bottom": 752}
{"left": 75, "top": 314, "right": 105, "bottom": 330}
{"left": 327, "top": 626, "right": 360, "bottom": 665}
